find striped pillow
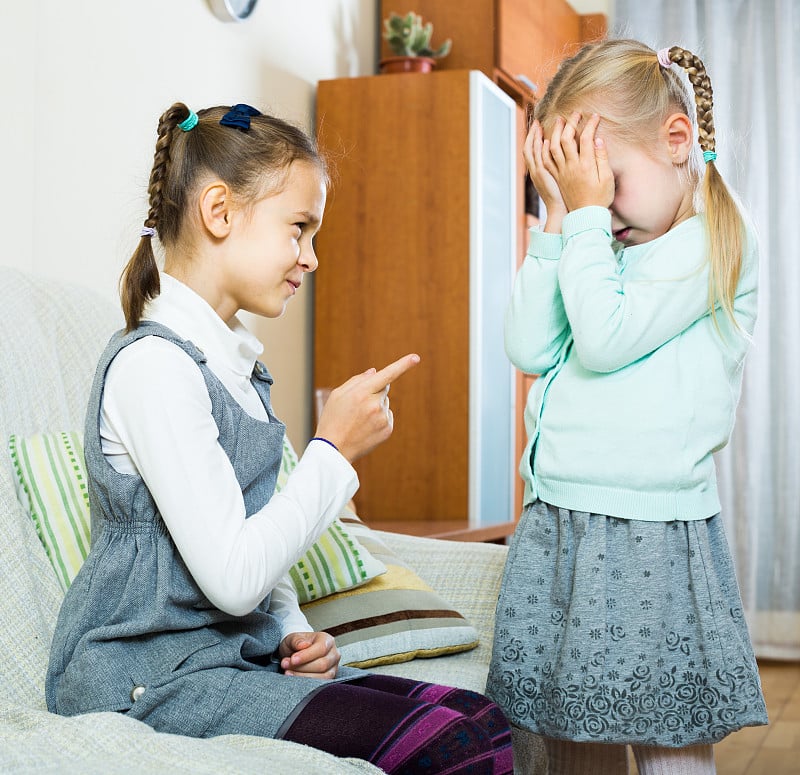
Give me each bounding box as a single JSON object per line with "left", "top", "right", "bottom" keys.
{"left": 301, "top": 511, "right": 479, "bottom": 668}
{"left": 8, "top": 432, "right": 90, "bottom": 592}
{"left": 276, "top": 436, "right": 386, "bottom": 603}
{"left": 7, "top": 432, "right": 385, "bottom": 603}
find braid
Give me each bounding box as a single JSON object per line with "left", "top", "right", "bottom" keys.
{"left": 665, "top": 45, "right": 743, "bottom": 333}
{"left": 666, "top": 46, "right": 716, "bottom": 154}
{"left": 120, "top": 102, "right": 192, "bottom": 332}
{"left": 144, "top": 103, "right": 189, "bottom": 232}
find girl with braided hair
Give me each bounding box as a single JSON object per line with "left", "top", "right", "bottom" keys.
{"left": 487, "top": 39, "right": 766, "bottom": 774}
{"left": 45, "top": 102, "right": 514, "bottom": 774}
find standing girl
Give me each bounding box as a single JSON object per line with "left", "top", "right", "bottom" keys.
{"left": 46, "top": 102, "right": 512, "bottom": 774}
{"left": 487, "top": 39, "right": 767, "bottom": 774}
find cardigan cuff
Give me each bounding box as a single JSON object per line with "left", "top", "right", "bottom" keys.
{"left": 526, "top": 227, "right": 564, "bottom": 260}
{"left": 562, "top": 206, "right": 613, "bottom": 242}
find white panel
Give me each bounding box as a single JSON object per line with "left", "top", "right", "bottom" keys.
{"left": 468, "top": 71, "right": 517, "bottom": 528}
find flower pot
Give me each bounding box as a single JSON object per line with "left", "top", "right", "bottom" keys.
{"left": 379, "top": 56, "right": 437, "bottom": 75}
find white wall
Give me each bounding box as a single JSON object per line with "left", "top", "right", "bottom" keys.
{"left": 0, "top": 0, "right": 377, "bottom": 448}
{"left": 1, "top": 0, "right": 610, "bottom": 448}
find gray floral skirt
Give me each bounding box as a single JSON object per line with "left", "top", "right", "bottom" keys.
{"left": 486, "top": 500, "right": 768, "bottom": 747}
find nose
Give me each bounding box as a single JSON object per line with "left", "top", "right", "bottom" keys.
{"left": 300, "top": 243, "right": 319, "bottom": 273}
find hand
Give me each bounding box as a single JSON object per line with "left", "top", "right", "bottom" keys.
{"left": 279, "top": 631, "right": 340, "bottom": 679}
{"left": 315, "top": 353, "right": 420, "bottom": 462}
{"left": 524, "top": 119, "right": 567, "bottom": 233}
{"left": 541, "top": 112, "right": 614, "bottom": 212}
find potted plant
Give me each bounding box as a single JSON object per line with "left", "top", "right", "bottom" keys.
{"left": 380, "top": 11, "right": 452, "bottom": 74}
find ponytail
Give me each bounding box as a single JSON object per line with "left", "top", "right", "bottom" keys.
{"left": 119, "top": 103, "right": 192, "bottom": 332}
{"left": 665, "top": 46, "right": 744, "bottom": 331}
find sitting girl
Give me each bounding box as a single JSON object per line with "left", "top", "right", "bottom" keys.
{"left": 46, "top": 102, "right": 512, "bottom": 775}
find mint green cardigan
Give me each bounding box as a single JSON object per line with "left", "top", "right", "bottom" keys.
{"left": 508, "top": 206, "right": 758, "bottom": 521}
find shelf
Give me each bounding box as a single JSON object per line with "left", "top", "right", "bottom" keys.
{"left": 366, "top": 518, "right": 518, "bottom": 544}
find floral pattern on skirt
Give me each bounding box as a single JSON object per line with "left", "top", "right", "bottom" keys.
{"left": 486, "top": 500, "right": 768, "bottom": 747}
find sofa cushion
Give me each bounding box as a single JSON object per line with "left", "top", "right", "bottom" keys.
{"left": 8, "top": 431, "right": 90, "bottom": 592}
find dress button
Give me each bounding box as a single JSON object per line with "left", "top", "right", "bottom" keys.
{"left": 130, "top": 684, "right": 146, "bottom": 702}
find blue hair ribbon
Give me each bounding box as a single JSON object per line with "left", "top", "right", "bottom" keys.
{"left": 220, "top": 103, "right": 262, "bottom": 131}
{"left": 703, "top": 150, "right": 717, "bottom": 164}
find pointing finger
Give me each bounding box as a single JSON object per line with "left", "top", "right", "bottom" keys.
{"left": 368, "top": 353, "right": 420, "bottom": 393}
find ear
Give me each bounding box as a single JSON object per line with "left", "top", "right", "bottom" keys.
{"left": 663, "top": 113, "right": 694, "bottom": 165}
{"left": 199, "top": 182, "right": 232, "bottom": 238}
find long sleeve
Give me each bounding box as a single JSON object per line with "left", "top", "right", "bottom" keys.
{"left": 504, "top": 228, "right": 571, "bottom": 375}
{"left": 269, "top": 575, "right": 312, "bottom": 638}
{"left": 101, "top": 337, "right": 358, "bottom": 617}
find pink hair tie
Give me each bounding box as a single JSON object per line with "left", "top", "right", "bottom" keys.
{"left": 657, "top": 47, "right": 673, "bottom": 68}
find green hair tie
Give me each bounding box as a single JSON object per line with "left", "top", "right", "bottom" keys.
{"left": 703, "top": 150, "right": 717, "bottom": 164}
{"left": 178, "top": 111, "right": 198, "bottom": 132}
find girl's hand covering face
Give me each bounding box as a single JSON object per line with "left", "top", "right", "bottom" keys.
{"left": 541, "top": 112, "right": 615, "bottom": 212}
{"left": 524, "top": 119, "right": 568, "bottom": 221}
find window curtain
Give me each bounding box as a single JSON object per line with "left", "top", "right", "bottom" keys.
{"left": 611, "top": 0, "right": 800, "bottom": 658}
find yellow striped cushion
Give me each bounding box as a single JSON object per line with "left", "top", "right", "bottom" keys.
{"left": 7, "top": 432, "right": 385, "bottom": 603}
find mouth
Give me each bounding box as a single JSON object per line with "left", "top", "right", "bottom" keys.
{"left": 286, "top": 279, "right": 301, "bottom": 293}
{"left": 613, "top": 227, "right": 632, "bottom": 243}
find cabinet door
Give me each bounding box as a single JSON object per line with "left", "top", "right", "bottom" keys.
{"left": 315, "top": 71, "right": 516, "bottom": 527}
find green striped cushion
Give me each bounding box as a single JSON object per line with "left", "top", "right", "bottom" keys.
{"left": 7, "top": 432, "right": 385, "bottom": 603}
{"left": 8, "top": 432, "right": 90, "bottom": 592}
{"left": 301, "top": 512, "right": 479, "bottom": 668}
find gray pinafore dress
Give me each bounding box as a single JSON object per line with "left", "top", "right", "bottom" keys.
{"left": 46, "top": 322, "right": 360, "bottom": 739}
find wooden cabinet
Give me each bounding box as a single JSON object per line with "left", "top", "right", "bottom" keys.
{"left": 314, "top": 70, "right": 518, "bottom": 538}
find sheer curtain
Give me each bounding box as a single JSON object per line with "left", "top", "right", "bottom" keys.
{"left": 611, "top": 0, "right": 800, "bottom": 658}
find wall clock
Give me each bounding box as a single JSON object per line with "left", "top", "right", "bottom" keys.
{"left": 208, "top": 0, "right": 259, "bottom": 22}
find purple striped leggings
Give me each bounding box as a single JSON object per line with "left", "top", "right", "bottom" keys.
{"left": 281, "top": 674, "right": 513, "bottom": 774}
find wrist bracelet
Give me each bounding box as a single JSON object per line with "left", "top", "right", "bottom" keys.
{"left": 310, "top": 436, "right": 339, "bottom": 452}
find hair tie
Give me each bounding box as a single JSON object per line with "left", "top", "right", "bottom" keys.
{"left": 703, "top": 150, "right": 717, "bottom": 164}
{"left": 140, "top": 226, "right": 156, "bottom": 238}
{"left": 220, "top": 103, "right": 262, "bottom": 131}
{"left": 178, "top": 111, "right": 198, "bottom": 132}
{"left": 657, "top": 47, "right": 673, "bottom": 68}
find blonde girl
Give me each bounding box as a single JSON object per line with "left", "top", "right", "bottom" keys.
{"left": 487, "top": 39, "right": 767, "bottom": 775}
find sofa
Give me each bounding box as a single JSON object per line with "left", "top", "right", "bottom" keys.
{"left": 0, "top": 267, "right": 544, "bottom": 773}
